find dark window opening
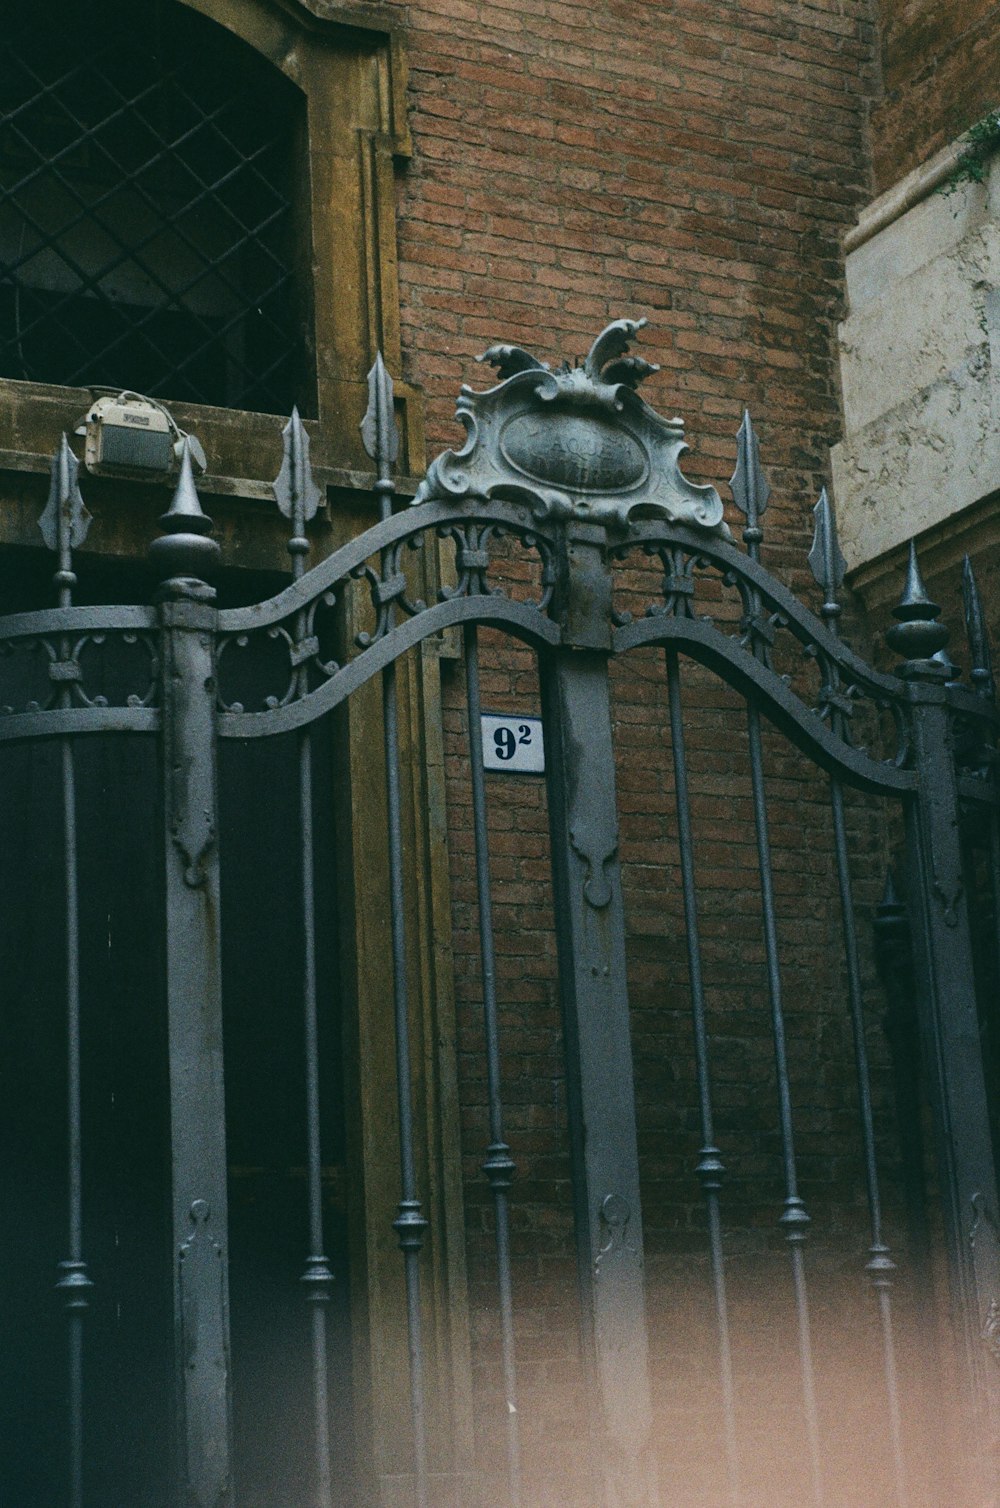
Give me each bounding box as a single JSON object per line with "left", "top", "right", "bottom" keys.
{"left": 0, "top": 0, "right": 314, "bottom": 415}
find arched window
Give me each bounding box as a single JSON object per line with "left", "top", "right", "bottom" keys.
{"left": 0, "top": 0, "right": 312, "bottom": 415}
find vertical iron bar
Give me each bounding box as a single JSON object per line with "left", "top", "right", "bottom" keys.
{"left": 829, "top": 784, "right": 908, "bottom": 1507}
{"left": 464, "top": 620, "right": 522, "bottom": 1508}
{"left": 384, "top": 646, "right": 430, "bottom": 1508}
{"left": 888, "top": 546, "right": 1000, "bottom": 1490}
{"left": 874, "top": 874, "right": 933, "bottom": 1295}
{"left": 149, "top": 443, "right": 233, "bottom": 1508}
{"left": 746, "top": 699, "right": 824, "bottom": 1508}
{"left": 810, "top": 489, "right": 908, "bottom": 1505}
{"left": 59, "top": 731, "right": 88, "bottom": 1508}
{"left": 992, "top": 813, "right": 1000, "bottom": 1009}
{"left": 299, "top": 726, "right": 335, "bottom": 1507}
{"left": 276, "top": 409, "right": 334, "bottom": 1506}
{"left": 42, "top": 438, "right": 94, "bottom": 1508}
{"left": 362, "top": 356, "right": 430, "bottom": 1508}
{"left": 664, "top": 646, "right": 740, "bottom": 1507}
{"left": 542, "top": 521, "right": 657, "bottom": 1508}
{"left": 733, "top": 420, "right": 822, "bottom": 1504}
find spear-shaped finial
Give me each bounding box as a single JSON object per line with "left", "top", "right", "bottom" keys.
{"left": 39, "top": 434, "right": 91, "bottom": 607}
{"left": 360, "top": 352, "right": 400, "bottom": 523}
{"left": 885, "top": 540, "right": 949, "bottom": 667}
{"left": 730, "top": 410, "right": 770, "bottom": 562}
{"left": 807, "top": 487, "right": 846, "bottom": 635}
{"left": 962, "top": 555, "right": 994, "bottom": 698}
{"left": 274, "top": 407, "right": 322, "bottom": 581}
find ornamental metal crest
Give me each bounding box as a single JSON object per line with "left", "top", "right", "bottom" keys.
{"left": 413, "top": 318, "right": 728, "bottom": 534}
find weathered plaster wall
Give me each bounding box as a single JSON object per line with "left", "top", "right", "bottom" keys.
{"left": 831, "top": 150, "right": 1000, "bottom": 574}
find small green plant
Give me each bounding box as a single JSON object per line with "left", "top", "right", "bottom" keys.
{"left": 943, "top": 110, "right": 1000, "bottom": 193}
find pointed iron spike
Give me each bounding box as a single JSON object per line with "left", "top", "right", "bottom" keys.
{"left": 729, "top": 409, "right": 771, "bottom": 526}
{"left": 808, "top": 487, "right": 847, "bottom": 632}
{"left": 893, "top": 540, "right": 938, "bottom": 620}
{"left": 360, "top": 351, "right": 400, "bottom": 473}
{"left": 39, "top": 434, "right": 91, "bottom": 555}
{"left": 962, "top": 554, "right": 994, "bottom": 694}
{"left": 159, "top": 438, "right": 212, "bottom": 535}
{"left": 149, "top": 437, "right": 220, "bottom": 583}
{"left": 886, "top": 540, "right": 949, "bottom": 663}
{"left": 274, "top": 406, "right": 322, "bottom": 525}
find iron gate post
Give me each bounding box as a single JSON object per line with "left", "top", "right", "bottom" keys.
{"left": 151, "top": 449, "right": 233, "bottom": 1508}
{"left": 541, "top": 522, "right": 659, "bottom": 1508}
{"left": 890, "top": 552, "right": 1000, "bottom": 1494}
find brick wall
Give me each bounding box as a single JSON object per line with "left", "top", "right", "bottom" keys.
{"left": 376, "top": 0, "right": 949, "bottom": 1498}
{"left": 871, "top": 0, "right": 1000, "bottom": 191}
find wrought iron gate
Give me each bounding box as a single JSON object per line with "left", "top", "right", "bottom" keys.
{"left": 2, "top": 319, "right": 999, "bottom": 1508}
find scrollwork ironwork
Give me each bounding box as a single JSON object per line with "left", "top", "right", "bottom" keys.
{"left": 0, "top": 619, "right": 159, "bottom": 722}
{"left": 216, "top": 502, "right": 558, "bottom": 720}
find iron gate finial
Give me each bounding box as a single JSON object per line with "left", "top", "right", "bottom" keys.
{"left": 413, "top": 318, "right": 726, "bottom": 533}
{"left": 149, "top": 437, "right": 220, "bottom": 583}
{"left": 886, "top": 541, "right": 949, "bottom": 668}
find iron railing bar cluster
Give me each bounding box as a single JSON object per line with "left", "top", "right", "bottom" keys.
{"left": 463, "top": 620, "right": 523, "bottom": 1508}
{"left": 829, "top": 779, "right": 909, "bottom": 1506}
{"left": 745, "top": 692, "right": 825, "bottom": 1508}
{"left": 299, "top": 723, "right": 335, "bottom": 1507}
{"left": 299, "top": 607, "right": 334, "bottom": 1495}
{"left": 61, "top": 726, "right": 86, "bottom": 1508}
{"left": 733, "top": 414, "right": 823, "bottom": 1506}
{"left": 272, "top": 409, "right": 335, "bottom": 1503}
{"left": 810, "top": 490, "right": 909, "bottom": 1507}
{"left": 362, "top": 358, "right": 430, "bottom": 1508}
{"left": 664, "top": 644, "right": 741, "bottom": 1507}
{"left": 37, "top": 438, "right": 95, "bottom": 1508}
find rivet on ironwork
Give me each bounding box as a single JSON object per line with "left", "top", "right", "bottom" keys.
{"left": 55, "top": 1259, "right": 94, "bottom": 1312}
{"left": 274, "top": 407, "right": 322, "bottom": 580}
{"left": 482, "top": 1142, "right": 516, "bottom": 1192}
{"left": 695, "top": 1145, "right": 726, "bottom": 1195}
{"left": 865, "top": 1243, "right": 896, "bottom": 1290}
{"left": 149, "top": 438, "right": 220, "bottom": 582}
{"left": 39, "top": 434, "right": 92, "bottom": 608}
{"left": 885, "top": 541, "right": 949, "bottom": 665}
{"left": 730, "top": 409, "right": 770, "bottom": 561}
{"left": 780, "top": 1196, "right": 811, "bottom": 1243}
{"left": 807, "top": 486, "right": 846, "bottom": 632}
{"left": 300, "top": 1254, "right": 334, "bottom": 1305}
{"left": 962, "top": 555, "right": 994, "bottom": 699}
{"left": 393, "top": 1200, "right": 430, "bottom": 1253}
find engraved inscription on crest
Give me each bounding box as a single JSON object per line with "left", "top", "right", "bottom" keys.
{"left": 500, "top": 411, "right": 648, "bottom": 494}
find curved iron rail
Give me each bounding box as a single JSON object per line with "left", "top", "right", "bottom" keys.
{"left": 0, "top": 498, "right": 994, "bottom": 813}
{"left": 211, "top": 501, "right": 924, "bottom": 796}
{"left": 0, "top": 604, "right": 159, "bottom": 744}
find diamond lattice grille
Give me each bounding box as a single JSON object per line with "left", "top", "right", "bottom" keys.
{"left": 0, "top": 0, "right": 312, "bottom": 415}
